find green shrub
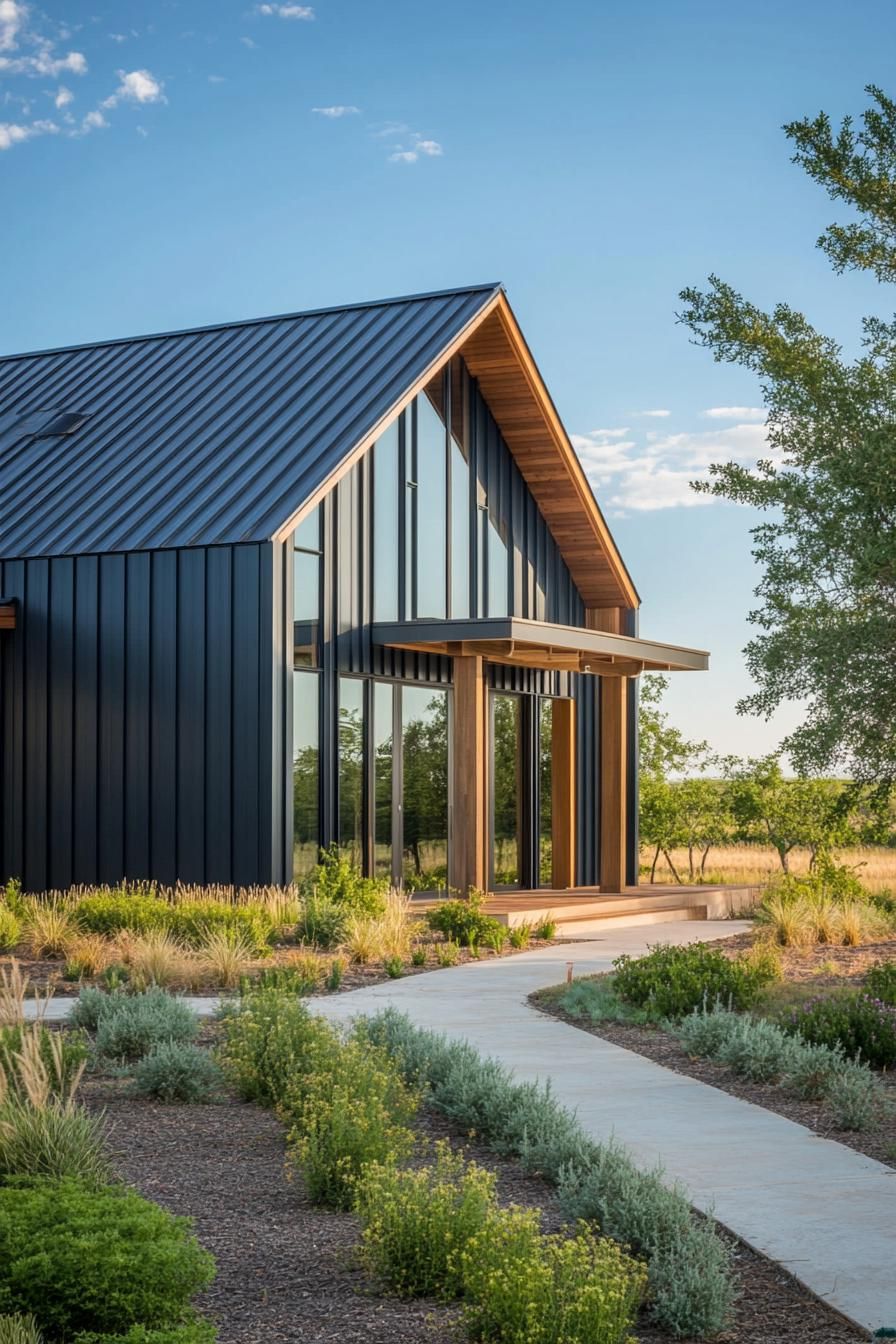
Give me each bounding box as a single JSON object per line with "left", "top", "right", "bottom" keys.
{"left": 301, "top": 847, "right": 387, "bottom": 917}
{"left": 675, "top": 1005, "right": 744, "bottom": 1058}
{"left": 410, "top": 947, "right": 427, "bottom": 967}
{"left": 786, "top": 991, "right": 896, "bottom": 1069}
{"left": 535, "top": 918, "right": 557, "bottom": 941}
{"left": 75, "top": 893, "right": 170, "bottom": 937}
{"left": 364, "top": 1010, "right": 735, "bottom": 1339}
{"left": 0, "top": 910, "right": 21, "bottom": 954}
{"left": 824, "top": 1065, "right": 884, "bottom": 1131}
{"left": 460, "top": 1207, "right": 647, "bottom": 1344}
{"left": 1, "top": 882, "right": 26, "bottom": 919}
{"left": 244, "top": 962, "right": 319, "bottom": 996}
{"left": 325, "top": 956, "right": 346, "bottom": 991}
{"left": 167, "top": 903, "right": 273, "bottom": 955}
{"left": 0, "top": 1178, "right": 214, "bottom": 1338}
{"left": 483, "top": 927, "right": 506, "bottom": 954}
{"left": 508, "top": 923, "right": 532, "bottom": 950}
{"left": 560, "top": 976, "right": 652, "bottom": 1026}
{"left": 384, "top": 956, "right": 403, "bottom": 979}
{"left": 287, "top": 1038, "right": 417, "bottom": 1209}
{"left": 216, "top": 989, "right": 338, "bottom": 1107}
{"left": 612, "top": 942, "right": 779, "bottom": 1020}
{"left": 865, "top": 960, "right": 896, "bottom": 1005}
{"left": 426, "top": 892, "right": 504, "bottom": 948}
{"left": 715, "top": 1017, "right": 797, "bottom": 1083}
{"left": 70, "top": 988, "right": 120, "bottom": 1034}
{"left": 93, "top": 990, "right": 198, "bottom": 1063}
{"left": 0, "top": 1316, "right": 42, "bottom": 1344}
{"left": 0, "top": 1097, "right": 110, "bottom": 1185}
{"left": 73, "top": 1325, "right": 216, "bottom": 1344}
{"left": 132, "top": 1044, "right": 222, "bottom": 1104}
{"left": 436, "top": 941, "right": 460, "bottom": 967}
{"left": 294, "top": 894, "right": 346, "bottom": 950}
{"left": 354, "top": 1142, "right": 496, "bottom": 1299}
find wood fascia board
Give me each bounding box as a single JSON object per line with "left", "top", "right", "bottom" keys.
{"left": 484, "top": 295, "right": 640, "bottom": 610}
{"left": 272, "top": 287, "right": 504, "bottom": 541}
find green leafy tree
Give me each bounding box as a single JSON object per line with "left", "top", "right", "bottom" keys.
{"left": 671, "top": 776, "right": 733, "bottom": 882}
{"left": 679, "top": 85, "right": 896, "bottom": 786}
{"left": 726, "top": 757, "right": 857, "bottom": 871}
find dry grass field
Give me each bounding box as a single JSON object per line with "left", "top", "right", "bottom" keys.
{"left": 642, "top": 843, "right": 896, "bottom": 892}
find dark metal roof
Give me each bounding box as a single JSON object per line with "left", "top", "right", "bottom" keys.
{"left": 0, "top": 283, "right": 500, "bottom": 559}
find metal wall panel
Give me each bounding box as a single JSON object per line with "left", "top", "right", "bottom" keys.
{"left": 0, "top": 542, "right": 284, "bottom": 891}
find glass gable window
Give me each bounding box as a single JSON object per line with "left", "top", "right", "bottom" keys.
{"left": 414, "top": 391, "right": 448, "bottom": 619}
{"left": 292, "top": 671, "right": 319, "bottom": 879}
{"left": 373, "top": 421, "right": 399, "bottom": 622}
{"left": 338, "top": 678, "right": 365, "bottom": 864}
{"left": 294, "top": 505, "right": 321, "bottom": 666}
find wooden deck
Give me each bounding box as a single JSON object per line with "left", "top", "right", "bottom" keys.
{"left": 413, "top": 883, "right": 762, "bottom": 931}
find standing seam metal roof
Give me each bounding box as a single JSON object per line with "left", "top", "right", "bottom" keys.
{"left": 0, "top": 284, "right": 500, "bottom": 559}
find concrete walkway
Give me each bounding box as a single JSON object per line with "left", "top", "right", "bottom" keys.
{"left": 30, "top": 920, "right": 893, "bottom": 1332}
{"left": 307, "top": 922, "right": 893, "bottom": 1336}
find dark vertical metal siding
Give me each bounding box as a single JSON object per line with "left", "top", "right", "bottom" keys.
{"left": 0, "top": 542, "right": 284, "bottom": 891}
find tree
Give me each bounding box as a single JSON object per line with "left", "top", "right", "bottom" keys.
{"left": 679, "top": 85, "right": 896, "bottom": 786}
{"left": 726, "top": 757, "right": 857, "bottom": 871}
{"left": 671, "top": 776, "right": 733, "bottom": 882}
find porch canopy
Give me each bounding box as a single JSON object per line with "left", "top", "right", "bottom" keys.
{"left": 371, "top": 617, "right": 708, "bottom": 676}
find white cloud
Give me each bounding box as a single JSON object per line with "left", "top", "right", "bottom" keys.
{"left": 389, "top": 148, "right": 417, "bottom": 163}
{"left": 312, "top": 104, "right": 359, "bottom": 117}
{"left": 108, "top": 32, "right": 127, "bottom": 43}
{"left": 415, "top": 138, "right": 442, "bottom": 156}
{"left": 632, "top": 408, "right": 670, "bottom": 418}
{"left": 701, "top": 406, "right": 766, "bottom": 421}
{"left": 54, "top": 83, "right": 72, "bottom": 107}
{"left": 208, "top": 74, "right": 226, "bottom": 83}
{"left": 0, "top": 0, "right": 25, "bottom": 51}
{"left": 136, "top": 123, "right": 148, "bottom": 137}
{"left": 388, "top": 131, "right": 443, "bottom": 163}
{"left": 572, "top": 419, "right": 776, "bottom": 514}
{"left": 0, "top": 113, "right": 56, "bottom": 148}
{"left": 102, "top": 68, "right": 165, "bottom": 109}
{"left": 0, "top": 47, "right": 86, "bottom": 76}
{"left": 255, "top": 3, "right": 314, "bottom": 17}
{"left": 240, "top": 35, "right": 257, "bottom": 48}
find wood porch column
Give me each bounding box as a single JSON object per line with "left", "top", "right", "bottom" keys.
{"left": 587, "top": 608, "right": 630, "bottom": 894}
{"left": 452, "top": 655, "right": 488, "bottom": 895}
{"left": 551, "top": 698, "right": 576, "bottom": 889}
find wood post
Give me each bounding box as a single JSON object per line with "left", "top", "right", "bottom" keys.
{"left": 587, "top": 607, "right": 630, "bottom": 894}
{"left": 451, "top": 655, "right": 488, "bottom": 895}
{"left": 551, "top": 697, "right": 576, "bottom": 888}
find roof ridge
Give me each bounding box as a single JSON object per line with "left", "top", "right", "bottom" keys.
{"left": 0, "top": 282, "right": 503, "bottom": 365}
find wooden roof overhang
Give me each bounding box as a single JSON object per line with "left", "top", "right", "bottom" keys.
{"left": 0, "top": 599, "right": 15, "bottom": 631}
{"left": 372, "top": 618, "right": 709, "bottom": 677}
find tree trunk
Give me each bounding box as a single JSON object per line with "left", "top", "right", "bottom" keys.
{"left": 662, "top": 848, "right": 684, "bottom": 884}
{"left": 650, "top": 845, "right": 661, "bottom": 883}
{"left": 700, "top": 846, "right": 711, "bottom": 878}
{"left": 779, "top": 845, "right": 790, "bottom": 873}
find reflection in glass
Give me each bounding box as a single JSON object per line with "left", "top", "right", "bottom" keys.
{"left": 487, "top": 509, "right": 509, "bottom": 617}
{"left": 373, "top": 682, "right": 394, "bottom": 881}
{"left": 373, "top": 421, "right": 399, "bottom": 622}
{"left": 492, "top": 694, "right": 521, "bottom": 887}
{"left": 539, "top": 699, "right": 553, "bottom": 886}
{"left": 451, "top": 436, "right": 470, "bottom": 618}
{"left": 338, "top": 678, "right": 365, "bottom": 865}
{"left": 415, "top": 393, "right": 447, "bottom": 618}
{"left": 293, "top": 671, "right": 319, "bottom": 879}
{"left": 294, "top": 505, "right": 321, "bottom": 666}
{"left": 401, "top": 686, "right": 449, "bottom": 894}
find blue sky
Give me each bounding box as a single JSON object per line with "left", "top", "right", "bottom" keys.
{"left": 1, "top": 0, "right": 891, "bottom": 758}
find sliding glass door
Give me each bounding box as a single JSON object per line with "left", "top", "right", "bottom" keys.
{"left": 490, "top": 692, "right": 562, "bottom": 890}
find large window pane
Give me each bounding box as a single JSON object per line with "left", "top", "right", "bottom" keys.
{"left": 293, "top": 671, "right": 319, "bottom": 879}
{"left": 338, "top": 678, "right": 365, "bottom": 864}
{"left": 451, "top": 436, "right": 470, "bottom": 618}
{"left": 487, "top": 510, "right": 509, "bottom": 617}
{"left": 401, "top": 686, "right": 448, "bottom": 894}
{"left": 373, "top": 421, "right": 399, "bottom": 622}
{"left": 415, "top": 393, "right": 447, "bottom": 619}
{"left": 373, "top": 682, "right": 394, "bottom": 882}
{"left": 492, "top": 693, "right": 521, "bottom": 887}
{"left": 539, "top": 699, "right": 553, "bottom": 886}
{"left": 294, "top": 504, "right": 321, "bottom": 666}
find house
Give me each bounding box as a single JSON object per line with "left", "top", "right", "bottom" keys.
{"left": 0, "top": 284, "right": 707, "bottom": 897}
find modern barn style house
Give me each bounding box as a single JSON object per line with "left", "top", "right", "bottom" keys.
{"left": 0, "top": 284, "right": 707, "bottom": 898}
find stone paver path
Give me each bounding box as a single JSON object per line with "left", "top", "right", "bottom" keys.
{"left": 29, "top": 920, "right": 894, "bottom": 1331}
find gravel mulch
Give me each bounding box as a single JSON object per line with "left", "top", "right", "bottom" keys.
{"left": 83, "top": 1060, "right": 867, "bottom": 1344}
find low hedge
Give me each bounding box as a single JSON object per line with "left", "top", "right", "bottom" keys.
{"left": 612, "top": 942, "right": 779, "bottom": 1019}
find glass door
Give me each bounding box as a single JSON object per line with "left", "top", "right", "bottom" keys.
{"left": 490, "top": 693, "right": 523, "bottom": 888}
{"left": 400, "top": 686, "right": 449, "bottom": 895}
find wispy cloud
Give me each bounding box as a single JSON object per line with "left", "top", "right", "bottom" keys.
{"left": 631, "top": 408, "right": 670, "bottom": 418}
{"left": 255, "top": 3, "right": 314, "bottom": 17}
{"left": 312, "top": 104, "right": 359, "bottom": 118}
{"left": 208, "top": 74, "right": 226, "bottom": 84}
{"left": 388, "top": 132, "right": 443, "bottom": 163}
{"left": 240, "top": 35, "right": 257, "bottom": 48}
{"left": 701, "top": 406, "right": 766, "bottom": 421}
{"left": 572, "top": 418, "right": 777, "bottom": 514}
{"left": 54, "top": 83, "right": 72, "bottom": 107}
{"left": 102, "top": 68, "right": 165, "bottom": 109}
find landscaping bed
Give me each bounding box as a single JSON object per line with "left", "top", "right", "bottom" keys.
{"left": 83, "top": 1055, "right": 866, "bottom": 1344}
